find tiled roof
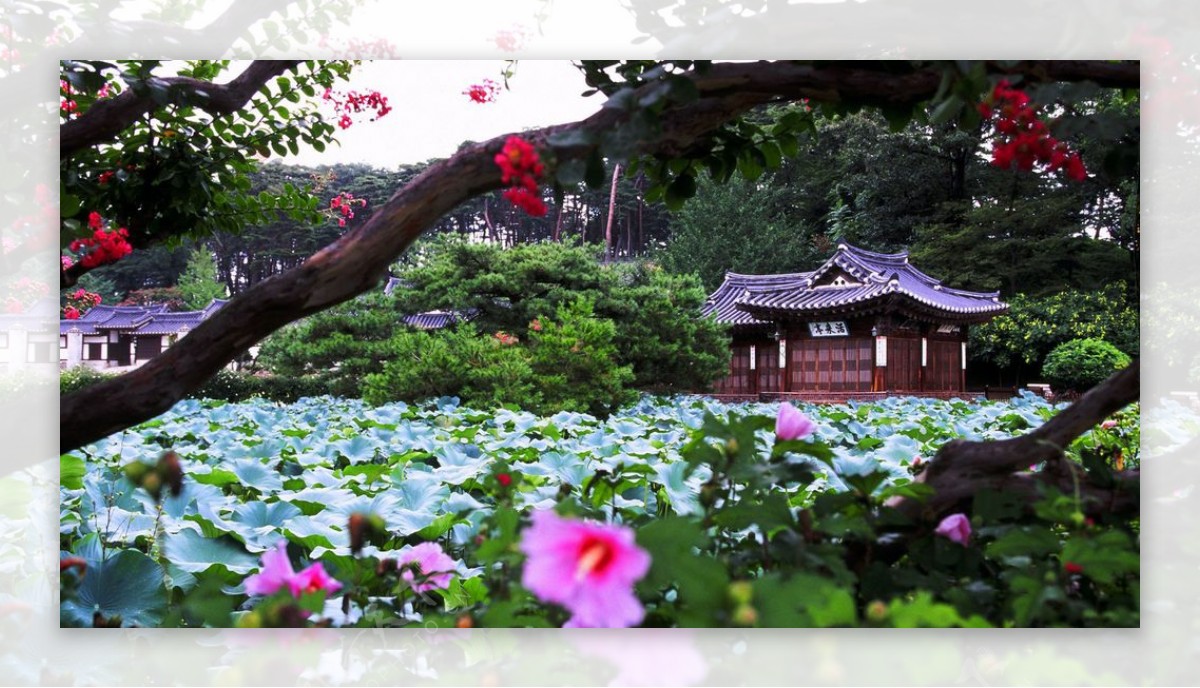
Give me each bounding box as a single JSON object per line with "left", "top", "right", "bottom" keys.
{"left": 701, "top": 271, "right": 815, "bottom": 327}
{"left": 401, "top": 309, "right": 478, "bottom": 330}
{"left": 704, "top": 244, "right": 1008, "bottom": 326}
{"left": 60, "top": 300, "right": 224, "bottom": 336}
{"left": 131, "top": 311, "right": 208, "bottom": 335}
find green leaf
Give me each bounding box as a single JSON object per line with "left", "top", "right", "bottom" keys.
{"left": 162, "top": 529, "right": 258, "bottom": 575}
{"left": 61, "top": 193, "right": 82, "bottom": 218}
{"left": 759, "top": 140, "right": 782, "bottom": 169}
{"left": 713, "top": 492, "right": 794, "bottom": 532}
{"left": 754, "top": 573, "right": 856, "bottom": 627}
{"left": 61, "top": 455, "right": 86, "bottom": 490}
{"left": 986, "top": 526, "right": 1061, "bottom": 561}
{"left": 930, "top": 95, "right": 965, "bottom": 126}
{"left": 415, "top": 512, "right": 458, "bottom": 540}
{"left": 636, "top": 517, "right": 728, "bottom": 622}
{"left": 61, "top": 549, "right": 167, "bottom": 627}
{"left": 555, "top": 157, "right": 588, "bottom": 186}
{"left": 546, "top": 129, "right": 596, "bottom": 149}
{"left": 229, "top": 458, "right": 283, "bottom": 493}
{"left": 887, "top": 591, "right": 991, "bottom": 628}
{"left": 664, "top": 172, "right": 696, "bottom": 211}
{"left": 881, "top": 103, "right": 914, "bottom": 131}
{"left": 584, "top": 150, "right": 607, "bottom": 189}
{"left": 1060, "top": 530, "right": 1138, "bottom": 585}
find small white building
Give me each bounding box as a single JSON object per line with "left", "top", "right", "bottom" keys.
{"left": 59, "top": 299, "right": 227, "bottom": 371}
{"left": 0, "top": 301, "right": 60, "bottom": 372}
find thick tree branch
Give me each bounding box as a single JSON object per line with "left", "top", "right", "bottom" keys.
{"left": 60, "top": 60, "right": 300, "bottom": 159}
{"left": 897, "top": 359, "right": 1140, "bottom": 523}
{"left": 60, "top": 60, "right": 1139, "bottom": 452}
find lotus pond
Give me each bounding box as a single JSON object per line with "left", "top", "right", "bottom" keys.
{"left": 59, "top": 392, "right": 1141, "bottom": 628}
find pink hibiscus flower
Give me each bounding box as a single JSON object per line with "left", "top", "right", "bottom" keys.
{"left": 934, "top": 513, "right": 972, "bottom": 546}
{"left": 396, "top": 542, "right": 457, "bottom": 592}
{"left": 244, "top": 541, "right": 342, "bottom": 597}
{"left": 519, "top": 510, "right": 651, "bottom": 628}
{"left": 775, "top": 402, "right": 816, "bottom": 441}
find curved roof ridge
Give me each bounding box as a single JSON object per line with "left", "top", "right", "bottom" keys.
{"left": 723, "top": 270, "right": 816, "bottom": 282}
{"left": 937, "top": 283, "right": 1003, "bottom": 300}
{"left": 839, "top": 242, "right": 909, "bottom": 262}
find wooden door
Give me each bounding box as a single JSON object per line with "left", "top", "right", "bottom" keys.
{"left": 887, "top": 337, "right": 921, "bottom": 392}
{"left": 926, "top": 340, "right": 962, "bottom": 391}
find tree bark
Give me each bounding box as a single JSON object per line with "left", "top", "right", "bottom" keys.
{"left": 604, "top": 163, "right": 621, "bottom": 264}
{"left": 893, "top": 359, "right": 1140, "bottom": 524}
{"left": 59, "top": 60, "right": 1140, "bottom": 452}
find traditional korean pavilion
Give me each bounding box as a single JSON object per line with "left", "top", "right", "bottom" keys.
{"left": 702, "top": 243, "right": 1008, "bottom": 399}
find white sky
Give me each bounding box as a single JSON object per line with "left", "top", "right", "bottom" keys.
{"left": 287, "top": 60, "right": 604, "bottom": 170}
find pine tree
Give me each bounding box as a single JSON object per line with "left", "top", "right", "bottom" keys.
{"left": 177, "top": 248, "right": 227, "bottom": 310}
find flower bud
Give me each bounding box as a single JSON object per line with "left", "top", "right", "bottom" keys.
{"left": 456, "top": 614, "right": 475, "bottom": 629}
{"left": 157, "top": 451, "right": 184, "bottom": 497}
{"left": 349, "top": 513, "right": 367, "bottom": 554}
{"left": 733, "top": 604, "right": 758, "bottom": 626}
{"left": 376, "top": 558, "right": 398, "bottom": 576}
{"left": 866, "top": 600, "right": 888, "bottom": 623}
{"left": 724, "top": 438, "right": 739, "bottom": 457}
{"left": 140, "top": 472, "right": 162, "bottom": 501}
{"left": 728, "top": 581, "right": 754, "bottom": 606}
{"left": 60, "top": 557, "right": 88, "bottom": 577}
{"left": 237, "top": 611, "right": 264, "bottom": 628}
{"left": 123, "top": 461, "right": 149, "bottom": 484}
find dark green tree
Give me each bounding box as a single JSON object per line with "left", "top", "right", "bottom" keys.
{"left": 389, "top": 239, "right": 730, "bottom": 392}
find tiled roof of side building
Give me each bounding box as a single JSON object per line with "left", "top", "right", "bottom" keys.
{"left": 131, "top": 311, "right": 208, "bottom": 335}
{"left": 60, "top": 299, "right": 226, "bottom": 336}
{"left": 401, "top": 309, "right": 479, "bottom": 330}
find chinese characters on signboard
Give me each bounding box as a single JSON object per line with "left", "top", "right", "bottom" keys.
{"left": 807, "top": 321, "right": 848, "bottom": 337}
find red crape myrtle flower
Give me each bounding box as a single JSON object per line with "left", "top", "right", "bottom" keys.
{"left": 978, "top": 80, "right": 1087, "bottom": 182}
{"left": 68, "top": 212, "right": 133, "bottom": 269}
{"left": 464, "top": 79, "right": 501, "bottom": 104}
{"left": 323, "top": 87, "right": 392, "bottom": 129}
{"left": 329, "top": 191, "right": 367, "bottom": 227}
{"left": 494, "top": 136, "right": 548, "bottom": 216}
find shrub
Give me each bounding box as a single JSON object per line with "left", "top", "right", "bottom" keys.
{"left": 363, "top": 324, "right": 538, "bottom": 410}
{"left": 188, "top": 369, "right": 261, "bottom": 402}
{"left": 390, "top": 239, "right": 730, "bottom": 393}
{"left": 970, "top": 282, "right": 1137, "bottom": 379}
{"left": 60, "top": 367, "right": 116, "bottom": 395}
{"left": 1041, "top": 338, "right": 1132, "bottom": 394}
{"left": 525, "top": 297, "right": 636, "bottom": 416}
{"left": 363, "top": 298, "right": 636, "bottom": 416}
{"left": 257, "top": 292, "right": 410, "bottom": 398}
{"left": 253, "top": 375, "right": 329, "bottom": 403}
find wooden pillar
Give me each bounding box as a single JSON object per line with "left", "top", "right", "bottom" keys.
{"left": 960, "top": 325, "right": 968, "bottom": 392}
{"left": 919, "top": 326, "right": 928, "bottom": 393}
{"left": 779, "top": 331, "right": 790, "bottom": 393}
{"left": 749, "top": 344, "right": 758, "bottom": 395}
{"left": 872, "top": 327, "right": 887, "bottom": 392}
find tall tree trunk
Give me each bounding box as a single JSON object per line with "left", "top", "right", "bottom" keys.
{"left": 553, "top": 201, "right": 564, "bottom": 243}
{"left": 637, "top": 193, "right": 644, "bottom": 255}
{"left": 483, "top": 197, "right": 499, "bottom": 244}
{"left": 604, "top": 163, "right": 621, "bottom": 263}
